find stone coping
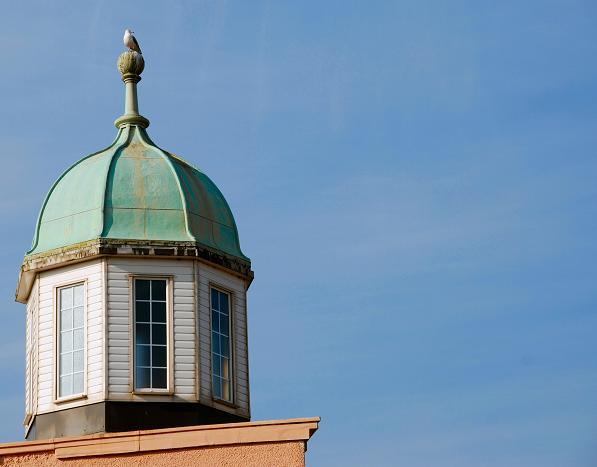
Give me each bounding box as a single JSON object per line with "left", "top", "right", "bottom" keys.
{"left": 0, "top": 417, "right": 320, "bottom": 459}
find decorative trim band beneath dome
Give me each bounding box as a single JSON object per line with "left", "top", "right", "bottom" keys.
{"left": 16, "top": 238, "right": 253, "bottom": 303}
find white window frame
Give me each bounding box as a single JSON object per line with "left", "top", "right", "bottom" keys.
{"left": 209, "top": 284, "right": 235, "bottom": 404}
{"left": 54, "top": 281, "right": 87, "bottom": 403}
{"left": 131, "top": 276, "right": 174, "bottom": 395}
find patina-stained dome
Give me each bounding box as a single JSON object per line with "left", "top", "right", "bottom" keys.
{"left": 27, "top": 51, "right": 247, "bottom": 262}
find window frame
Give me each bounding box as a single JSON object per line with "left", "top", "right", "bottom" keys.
{"left": 53, "top": 280, "right": 87, "bottom": 404}
{"left": 208, "top": 283, "right": 235, "bottom": 405}
{"left": 131, "top": 275, "right": 174, "bottom": 395}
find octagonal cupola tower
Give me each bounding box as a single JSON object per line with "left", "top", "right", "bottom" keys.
{"left": 17, "top": 47, "right": 253, "bottom": 440}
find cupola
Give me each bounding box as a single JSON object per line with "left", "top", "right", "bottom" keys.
{"left": 18, "top": 45, "right": 253, "bottom": 440}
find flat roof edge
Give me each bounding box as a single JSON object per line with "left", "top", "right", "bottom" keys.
{"left": 0, "top": 417, "right": 320, "bottom": 459}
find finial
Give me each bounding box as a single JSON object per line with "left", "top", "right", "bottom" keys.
{"left": 114, "top": 30, "right": 149, "bottom": 129}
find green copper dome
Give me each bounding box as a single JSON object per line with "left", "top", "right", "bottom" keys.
{"left": 28, "top": 125, "right": 248, "bottom": 261}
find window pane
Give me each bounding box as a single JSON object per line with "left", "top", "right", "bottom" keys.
{"left": 212, "top": 354, "right": 221, "bottom": 377}
{"left": 213, "top": 375, "right": 222, "bottom": 399}
{"left": 73, "top": 328, "right": 84, "bottom": 350}
{"left": 60, "top": 287, "right": 73, "bottom": 309}
{"left": 220, "top": 293, "right": 229, "bottom": 315}
{"left": 220, "top": 314, "right": 229, "bottom": 337}
{"left": 73, "top": 285, "right": 84, "bottom": 306}
{"left": 73, "top": 350, "right": 84, "bottom": 372}
{"left": 73, "top": 306, "right": 84, "bottom": 328}
{"left": 152, "top": 302, "right": 166, "bottom": 323}
{"left": 135, "top": 280, "right": 150, "bottom": 300}
{"left": 60, "top": 375, "right": 72, "bottom": 397}
{"left": 73, "top": 372, "right": 84, "bottom": 394}
{"left": 212, "top": 331, "right": 220, "bottom": 355}
{"left": 211, "top": 310, "right": 219, "bottom": 333}
{"left": 136, "top": 301, "right": 150, "bottom": 322}
{"left": 152, "top": 346, "right": 167, "bottom": 367}
{"left": 60, "top": 353, "right": 72, "bottom": 375}
{"left": 136, "top": 345, "right": 150, "bottom": 367}
{"left": 136, "top": 367, "right": 150, "bottom": 389}
{"left": 61, "top": 331, "right": 73, "bottom": 352}
{"left": 211, "top": 288, "right": 219, "bottom": 310}
{"left": 222, "top": 379, "right": 231, "bottom": 401}
{"left": 61, "top": 308, "right": 73, "bottom": 331}
{"left": 152, "top": 368, "right": 167, "bottom": 389}
{"left": 152, "top": 324, "right": 166, "bottom": 345}
{"left": 220, "top": 336, "right": 230, "bottom": 358}
{"left": 136, "top": 323, "right": 150, "bottom": 345}
{"left": 221, "top": 357, "right": 230, "bottom": 379}
{"left": 151, "top": 280, "right": 166, "bottom": 301}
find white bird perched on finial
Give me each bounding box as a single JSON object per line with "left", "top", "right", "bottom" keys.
{"left": 123, "top": 29, "right": 142, "bottom": 54}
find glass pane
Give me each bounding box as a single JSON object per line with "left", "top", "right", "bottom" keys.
{"left": 212, "top": 354, "right": 221, "bottom": 377}
{"left": 152, "top": 324, "right": 166, "bottom": 345}
{"left": 220, "top": 292, "right": 229, "bottom": 315}
{"left": 212, "top": 375, "right": 222, "bottom": 399}
{"left": 211, "top": 288, "right": 219, "bottom": 310}
{"left": 73, "top": 306, "right": 84, "bottom": 328}
{"left": 136, "top": 323, "right": 150, "bottom": 345}
{"left": 212, "top": 331, "right": 220, "bottom": 355}
{"left": 73, "top": 372, "right": 84, "bottom": 394}
{"left": 152, "top": 302, "right": 166, "bottom": 323}
{"left": 136, "top": 367, "right": 150, "bottom": 389}
{"left": 152, "top": 346, "right": 167, "bottom": 367}
{"left": 221, "top": 356, "right": 230, "bottom": 379}
{"left": 60, "top": 375, "right": 72, "bottom": 397}
{"left": 220, "top": 335, "right": 230, "bottom": 358}
{"left": 61, "top": 331, "right": 73, "bottom": 353}
{"left": 135, "top": 280, "right": 150, "bottom": 300}
{"left": 60, "top": 287, "right": 73, "bottom": 309}
{"left": 61, "top": 308, "right": 73, "bottom": 331}
{"left": 73, "top": 350, "right": 84, "bottom": 372}
{"left": 152, "top": 368, "right": 167, "bottom": 389}
{"left": 211, "top": 310, "right": 219, "bottom": 333}
{"left": 60, "top": 352, "right": 72, "bottom": 375}
{"left": 73, "top": 328, "right": 84, "bottom": 350}
{"left": 73, "top": 285, "right": 84, "bottom": 306}
{"left": 222, "top": 379, "right": 231, "bottom": 401}
{"left": 152, "top": 280, "right": 166, "bottom": 301}
{"left": 136, "top": 345, "right": 150, "bottom": 367}
{"left": 220, "top": 314, "right": 229, "bottom": 337}
{"left": 136, "top": 301, "right": 150, "bottom": 322}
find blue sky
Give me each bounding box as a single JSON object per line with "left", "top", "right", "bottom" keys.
{"left": 1, "top": 1, "right": 596, "bottom": 465}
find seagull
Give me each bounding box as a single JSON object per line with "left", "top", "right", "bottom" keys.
{"left": 123, "top": 29, "right": 142, "bottom": 54}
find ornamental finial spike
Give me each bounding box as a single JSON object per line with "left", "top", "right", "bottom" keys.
{"left": 114, "top": 48, "right": 149, "bottom": 129}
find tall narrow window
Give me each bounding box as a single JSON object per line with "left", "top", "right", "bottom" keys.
{"left": 58, "top": 283, "right": 85, "bottom": 398}
{"left": 134, "top": 279, "right": 168, "bottom": 390}
{"left": 211, "top": 287, "right": 232, "bottom": 402}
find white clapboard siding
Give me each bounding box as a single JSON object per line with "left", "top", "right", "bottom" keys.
{"left": 25, "top": 279, "right": 39, "bottom": 418}
{"left": 106, "top": 258, "right": 196, "bottom": 399}
{"left": 196, "top": 262, "right": 250, "bottom": 417}
{"left": 36, "top": 259, "right": 104, "bottom": 414}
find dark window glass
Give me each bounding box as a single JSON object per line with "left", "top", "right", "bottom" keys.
{"left": 152, "top": 324, "right": 167, "bottom": 345}
{"left": 152, "top": 302, "right": 166, "bottom": 323}
{"left": 136, "top": 301, "right": 150, "bottom": 322}
{"left": 152, "top": 346, "right": 167, "bottom": 367}
{"left": 136, "top": 345, "right": 150, "bottom": 367}
{"left": 152, "top": 368, "right": 167, "bottom": 389}
{"left": 136, "top": 280, "right": 150, "bottom": 300}
{"left": 152, "top": 280, "right": 166, "bottom": 301}
{"left": 136, "top": 323, "right": 150, "bottom": 345}
{"left": 136, "top": 367, "right": 150, "bottom": 388}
